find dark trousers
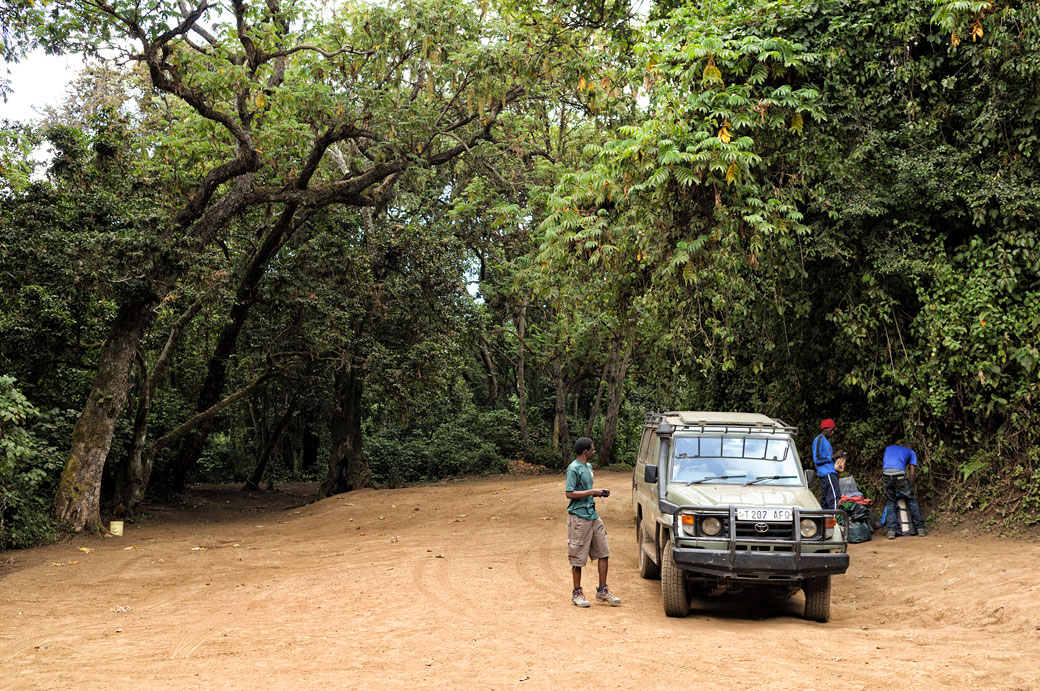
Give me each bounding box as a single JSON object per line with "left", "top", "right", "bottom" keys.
{"left": 883, "top": 472, "right": 925, "bottom": 532}
{"left": 818, "top": 472, "right": 840, "bottom": 511}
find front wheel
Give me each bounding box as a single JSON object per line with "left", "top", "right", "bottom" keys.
{"left": 661, "top": 538, "right": 690, "bottom": 617}
{"left": 637, "top": 522, "right": 660, "bottom": 580}
{"left": 803, "top": 575, "right": 831, "bottom": 623}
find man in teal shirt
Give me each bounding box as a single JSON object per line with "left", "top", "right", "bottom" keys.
{"left": 565, "top": 437, "right": 621, "bottom": 607}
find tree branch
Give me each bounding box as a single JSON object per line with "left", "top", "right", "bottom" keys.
{"left": 147, "top": 367, "right": 277, "bottom": 452}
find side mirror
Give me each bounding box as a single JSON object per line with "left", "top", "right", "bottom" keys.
{"left": 644, "top": 465, "right": 659, "bottom": 484}
{"left": 805, "top": 469, "right": 816, "bottom": 485}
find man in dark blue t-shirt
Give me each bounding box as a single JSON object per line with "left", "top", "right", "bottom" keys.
{"left": 882, "top": 444, "right": 928, "bottom": 539}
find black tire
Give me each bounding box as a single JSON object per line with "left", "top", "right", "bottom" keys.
{"left": 661, "top": 538, "right": 690, "bottom": 617}
{"left": 637, "top": 523, "right": 661, "bottom": 580}
{"left": 803, "top": 575, "right": 831, "bottom": 623}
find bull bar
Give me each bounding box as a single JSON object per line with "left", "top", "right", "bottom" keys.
{"left": 666, "top": 505, "right": 850, "bottom": 581}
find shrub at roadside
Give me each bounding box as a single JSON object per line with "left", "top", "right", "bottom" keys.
{"left": 1, "top": 375, "right": 60, "bottom": 549}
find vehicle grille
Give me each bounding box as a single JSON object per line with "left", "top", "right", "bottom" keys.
{"left": 734, "top": 521, "right": 793, "bottom": 539}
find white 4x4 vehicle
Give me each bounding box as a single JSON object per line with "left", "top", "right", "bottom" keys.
{"left": 632, "top": 411, "right": 849, "bottom": 622}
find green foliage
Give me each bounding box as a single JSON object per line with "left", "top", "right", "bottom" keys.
{"left": 366, "top": 406, "right": 513, "bottom": 488}
{"left": 0, "top": 376, "right": 60, "bottom": 549}
{"left": 194, "top": 432, "right": 254, "bottom": 485}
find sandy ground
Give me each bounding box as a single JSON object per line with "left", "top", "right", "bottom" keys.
{"left": 2, "top": 471, "right": 1039, "bottom": 690}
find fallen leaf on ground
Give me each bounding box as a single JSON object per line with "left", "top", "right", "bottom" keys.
{"left": 51, "top": 561, "right": 79, "bottom": 566}
{"left": 541, "top": 516, "right": 554, "bottom": 521}
{"left": 435, "top": 554, "right": 445, "bottom": 558}
{"left": 111, "top": 605, "right": 132, "bottom": 613}
{"left": 191, "top": 547, "right": 207, "bottom": 551}
{"left": 124, "top": 546, "right": 137, "bottom": 550}
{"left": 78, "top": 547, "right": 93, "bottom": 553}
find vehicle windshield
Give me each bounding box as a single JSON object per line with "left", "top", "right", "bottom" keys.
{"left": 669, "top": 435, "right": 801, "bottom": 485}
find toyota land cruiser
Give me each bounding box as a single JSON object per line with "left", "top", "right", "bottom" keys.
{"left": 632, "top": 411, "right": 849, "bottom": 622}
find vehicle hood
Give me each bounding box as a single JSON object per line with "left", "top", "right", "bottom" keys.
{"left": 666, "top": 483, "right": 821, "bottom": 510}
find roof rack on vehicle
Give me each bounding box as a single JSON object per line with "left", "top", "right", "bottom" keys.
{"left": 643, "top": 411, "right": 798, "bottom": 436}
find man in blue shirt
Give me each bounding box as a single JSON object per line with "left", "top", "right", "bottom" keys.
{"left": 812, "top": 419, "right": 843, "bottom": 511}
{"left": 565, "top": 437, "right": 621, "bottom": 608}
{"left": 882, "top": 444, "right": 928, "bottom": 539}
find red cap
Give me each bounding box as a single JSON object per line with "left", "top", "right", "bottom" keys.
{"left": 820, "top": 419, "right": 835, "bottom": 430}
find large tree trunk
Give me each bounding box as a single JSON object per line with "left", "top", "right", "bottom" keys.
{"left": 170, "top": 207, "right": 301, "bottom": 491}
{"left": 515, "top": 300, "right": 528, "bottom": 446}
{"left": 114, "top": 357, "right": 149, "bottom": 516}
{"left": 54, "top": 299, "right": 155, "bottom": 532}
{"left": 552, "top": 355, "right": 570, "bottom": 467}
{"left": 319, "top": 365, "right": 368, "bottom": 497}
{"left": 598, "top": 338, "right": 633, "bottom": 467}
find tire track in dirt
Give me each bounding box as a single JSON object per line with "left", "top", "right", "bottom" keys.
{"left": 137, "top": 582, "right": 209, "bottom": 612}
{"left": 411, "top": 553, "right": 481, "bottom": 623}
{"left": 169, "top": 626, "right": 220, "bottom": 659}
{"left": 0, "top": 635, "right": 53, "bottom": 664}
{"left": 514, "top": 546, "right": 558, "bottom": 601}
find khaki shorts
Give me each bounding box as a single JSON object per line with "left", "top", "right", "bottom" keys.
{"left": 567, "top": 514, "right": 610, "bottom": 567}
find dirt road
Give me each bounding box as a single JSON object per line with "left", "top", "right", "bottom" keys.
{"left": 2, "top": 471, "right": 1039, "bottom": 689}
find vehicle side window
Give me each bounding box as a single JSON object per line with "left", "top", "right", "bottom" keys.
{"left": 637, "top": 428, "right": 653, "bottom": 466}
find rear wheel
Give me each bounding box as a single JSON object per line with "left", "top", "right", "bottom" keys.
{"left": 803, "top": 575, "right": 831, "bottom": 623}
{"left": 661, "top": 538, "right": 690, "bottom": 617}
{"left": 637, "top": 522, "right": 660, "bottom": 580}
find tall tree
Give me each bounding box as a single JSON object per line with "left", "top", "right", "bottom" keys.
{"left": 39, "top": 0, "right": 596, "bottom": 528}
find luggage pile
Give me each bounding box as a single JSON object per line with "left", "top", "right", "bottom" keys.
{"left": 837, "top": 475, "right": 876, "bottom": 543}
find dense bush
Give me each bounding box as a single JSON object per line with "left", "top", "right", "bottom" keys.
{"left": 1, "top": 376, "right": 60, "bottom": 549}
{"left": 366, "top": 406, "right": 517, "bottom": 488}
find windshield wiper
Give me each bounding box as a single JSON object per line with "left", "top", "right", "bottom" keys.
{"left": 687, "top": 475, "right": 745, "bottom": 485}
{"left": 744, "top": 475, "right": 798, "bottom": 486}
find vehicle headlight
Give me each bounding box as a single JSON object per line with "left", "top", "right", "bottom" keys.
{"left": 800, "top": 518, "right": 819, "bottom": 538}
{"left": 701, "top": 516, "right": 723, "bottom": 537}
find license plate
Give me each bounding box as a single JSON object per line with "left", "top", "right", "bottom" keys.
{"left": 736, "top": 508, "right": 791, "bottom": 521}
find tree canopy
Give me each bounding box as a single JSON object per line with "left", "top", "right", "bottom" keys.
{"left": 2, "top": 0, "right": 1039, "bottom": 545}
